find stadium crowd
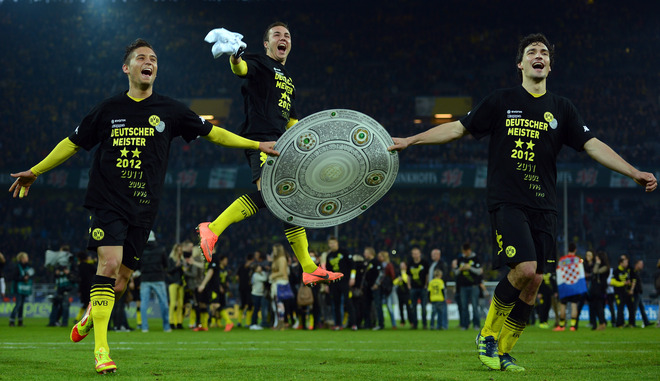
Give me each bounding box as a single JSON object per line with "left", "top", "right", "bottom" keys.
{"left": 1, "top": 0, "right": 659, "bottom": 327}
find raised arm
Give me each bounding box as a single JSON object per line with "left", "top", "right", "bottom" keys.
{"left": 388, "top": 120, "right": 469, "bottom": 152}
{"left": 9, "top": 137, "right": 80, "bottom": 198}
{"left": 202, "top": 126, "right": 279, "bottom": 156}
{"left": 583, "top": 137, "right": 657, "bottom": 192}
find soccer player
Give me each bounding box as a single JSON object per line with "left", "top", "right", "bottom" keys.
{"left": 388, "top": 33, "right": 657, "bottom": 371}
{"left": 9, "top": 38, "right": 278, "bottom": 374}
{"left": 197, "top": 22, "right": 343, "bottom": 287}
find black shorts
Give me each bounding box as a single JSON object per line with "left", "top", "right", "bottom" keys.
{"left": 239, "top": 286, "right": 252, "bottom": 308}
{"left": 489, "top": 205, "right": 557, "bottom": 271}
{"left": 210, "top": 287, "right": 226, "bottom": 308}
{"left": 87, "top": 208, "right": 151, "bottom": 271}
{"left": 244, "top": 149, "right": 267, "bottom": 184}
{"left": 560, "top": 294, "right": 584, "bottom": 304}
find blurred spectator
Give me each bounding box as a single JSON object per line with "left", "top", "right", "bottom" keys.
{"left": 167, "top": 243, "right": 185, "bottom": 330}
{"left": 9, "top": 252, "right": 34, "bottom": 327}
{"left": 139, "top": 231, "right": 171, "bottom": 333}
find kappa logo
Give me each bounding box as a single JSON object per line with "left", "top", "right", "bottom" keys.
{"left": 92, "top": 228, "right": 105, "bottom": 241}
{"left": 583, "top": 125, "right": 590, "bottom": 132}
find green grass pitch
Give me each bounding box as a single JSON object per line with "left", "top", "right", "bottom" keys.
{"left": 1, "top": 318, "right": 658, "bottom": 380}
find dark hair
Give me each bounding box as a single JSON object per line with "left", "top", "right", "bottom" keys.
{"left": 568, "top": 242, "right": 577, "bottom": 253}
{"left": 595, "top": 250, "right": 610, "bottom": 268}
{"left": 123, "top": 38, "right": 154, "bottom": 65}
{"left": 263, "top": 21, "right": 290, "bottom": 42}
{"left": 462, "top": 242, "right": 471, "bottom": 251}
{"left": 516, "top": 33, "right": 554, "bottom": 78}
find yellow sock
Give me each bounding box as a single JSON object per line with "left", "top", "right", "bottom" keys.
{"left": 498, "top": 317, "right": 526, "bottom": 355}
{"left": 208, "top": 195, "right": 259, "bottom": 236}
{"left": 481, "top": 295, "right": 515, "bottom": 338}
{"left": 498, "top": 300, "right": 532, "bottom": 355}
{"left": 136, "top": 309, "right": 142, "bottom": 326}
{"left": 246, "top": 309, "right": 253, "bottom": 325}
{"left": 90, "top": 283, "right": 115, "bottom": 353}
{"left": 570, "top": 318, "right": 577, "bottom": 328}
{"left": 221, "top": 309, "right": 233, "bottom": 325}
{"left": 559, "top": 319, "right": 566, "bottom": 327}
{"left": 200, "top": 312, "right": 209, "bottom": 329}
{"left": 190, "top": 309, "right": 197, "bottom": 327}
{"left": 284, "top": 225, "right": 318, "bottom": 273}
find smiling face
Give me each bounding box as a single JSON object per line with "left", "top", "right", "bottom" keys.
{"left": 264, "top": 25, "right": 291, "bottom": 64}
{"left": 123, "top": 46, "right": 157, "bottom": 92}
{"left": 517, "top": 41, "right": 551, "bottom": 82}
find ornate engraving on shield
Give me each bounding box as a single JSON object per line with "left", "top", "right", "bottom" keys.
{"left": 261, "top": 109, "right": 399, "bottom": 228}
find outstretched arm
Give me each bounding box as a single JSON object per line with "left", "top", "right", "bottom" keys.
{"left": 9, "top": 137, "right": 80, "bottom": 198}
{"left": 583, "top": 137, "right": 657, "bottom": 192}
{"left": 202, "top": 126, "right": 279, "bottom": 156}
{"left": 388, "top": 120, "right": 469, "bottom": 152}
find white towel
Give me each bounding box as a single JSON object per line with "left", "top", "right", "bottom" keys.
{"left": 204, "top": 27, "right": 247, "bottom": 59}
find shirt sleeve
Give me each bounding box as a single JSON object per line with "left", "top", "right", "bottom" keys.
{"left": 460, "top": 91, "right": 500, "bottom": 140}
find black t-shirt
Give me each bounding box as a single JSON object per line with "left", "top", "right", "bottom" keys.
{"left": 237, "top": 53, "right": 297, "bottom": 141}
{"left": 455, "top": 254, "right": 482, "bottom": 287}
{"left": 69, "top": 91, "right": 213, "bottom": 227}
{"left": 364, "top": 258, "right": 382, "bottom": 288}
{"left": 326, "top": 248, "right": 353, "bottom": 284}
{"left": 407, "top": 259, "right": 429, "bottom": 289}
{"left": 460, "top": 86, "right": 594, "bottom": 212}
{"left": 237, "top": 262, "right": 252, "bottom": 291}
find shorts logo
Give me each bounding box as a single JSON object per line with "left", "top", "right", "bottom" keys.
{"left": 506, "top": 246, "right": 516, "bottom": 258}
{"left": 92, "top": 228, "right": 105, "bottom": 241}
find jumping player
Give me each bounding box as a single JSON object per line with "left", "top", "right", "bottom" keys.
{"left": 9, "top": 38, "right": 278, "bottom": 374}
{"left": 198, "top": 22, "right": 344, "bottom": 286}
{"left": 388, "top": 33, "right": 656, "bottom": 371}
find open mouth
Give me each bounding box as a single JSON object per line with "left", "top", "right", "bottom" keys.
{"left": 277, "top": 43, "right": 287, "bottom": 53}
{"left": 532, "top": 62, "right": 544, "bottom": 70}
{"left": 141, "top": 67, "right": 153, "bottom": 77}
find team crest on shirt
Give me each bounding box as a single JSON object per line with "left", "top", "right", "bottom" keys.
{"left": 149, "top": 115, "right": 165, "bottom": 132}
{"left": 544, "top": 112, "right": 558, "bottom": 129}
{"left": 506, "top": 246, "right": 517, "bottom": 258}
{"left": 92, "top": 228, "right": 105, "bottom": 241}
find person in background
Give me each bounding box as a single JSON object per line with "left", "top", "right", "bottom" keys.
{"left": 167, "top": 243, "right": 185, "bottom": 330}
{"left": 589, "top": 250, "right": 610, "bottom": 330}
{"left": 249, "top": 264, "right": 268, "bottom": 330}
{"left": 9, "top": 252, "right": 34, "bottom": 327}
{"left": 394, "top": 261, "right": 412, "bottom": 328}
{"left": 407, "top": 247, "right": 429, "bottom": 330}
{"left": 139, "top": 231, "right": 171, "bottom": 333}
{"left": 377, "top": 251, "right": 397, "bottom": 330}
{"left": 237, "top": 252, "right": 256, "bottom": 328}
{"left": 611, "top": 255, "right": 635, "bottom": 327}
{"left": 428, "top": 269, "right": 447, "bottom": 330}
{"left": 631, "top": 259, "right": 651, "bottom": 327}
{"left": 269, "top": 243, "right": 290, "bottom": 330}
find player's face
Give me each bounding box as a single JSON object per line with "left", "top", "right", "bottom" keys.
{"left": 264, "top": 26, "right": 291, "bottom": 64}
{"left": 123, "top": 46, "right": 158, "bottom": 90}
{"left": 517, "top": 42, "right": 551, "bottom": 81}
{"left": 328, "top": 239, "right": 338, "bottom": 251}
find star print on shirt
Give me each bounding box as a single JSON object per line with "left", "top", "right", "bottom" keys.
{"left": 120, "top": 147, "right": 129, "bottom": 157}
{"left": 525, "top": 140, "right": 535, "bottom": 150}
{"left": 514, "top": 139, "right": 524, "bottom": 148}
{"left": 131, "top": 148, "right": 141, "bottom": 158}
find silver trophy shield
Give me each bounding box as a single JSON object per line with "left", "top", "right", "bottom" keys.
{"left": 261, "top": 109, "right": 399, "bottom": 228}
